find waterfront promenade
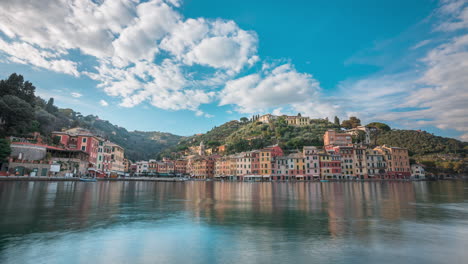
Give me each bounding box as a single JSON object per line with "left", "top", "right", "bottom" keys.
{"left": 0, "top": 176, "right": 187, "bottom": 182}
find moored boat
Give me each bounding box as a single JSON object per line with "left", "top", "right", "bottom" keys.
{"left": 79, "top": 178, "right": 97, "bottom": 182}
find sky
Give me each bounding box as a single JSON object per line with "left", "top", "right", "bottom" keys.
{"left": 0, "top": 0, "right": 467, "bottom": 140}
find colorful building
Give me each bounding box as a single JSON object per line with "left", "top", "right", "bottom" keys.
{"left": 374, "top": 145, "right": 411, "bottom": 179}
{"left": 366, "top": 149, "right": 386, "bottom": 178}
{"left": 319, "top": 153, "right": 342, "bottom": 179}
{"left": 323, "top": 130, "right": 353, "bottom": 147}
{"left": 303, "top": 146, "right": 320, "bottom": 179}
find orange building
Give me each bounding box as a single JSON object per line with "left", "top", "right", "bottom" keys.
{"left": 323, "top": 130, "right": 352, "bottom": 147}
{"left": 374, "top": 145, "right": 411, "bottom": 179}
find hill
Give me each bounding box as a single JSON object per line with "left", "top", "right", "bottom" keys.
{"left": 159, "top": 116, "right": 340, "bottom": 157}
{"left": 376, "top": 130, "right": 467, "bottom": 159}
{"left": 0, "top": 73, "right": 182, "bottom": 162}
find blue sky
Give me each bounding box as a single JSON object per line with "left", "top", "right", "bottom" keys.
{"left": 0, "top": 0, "right": 467, "bottom": 140}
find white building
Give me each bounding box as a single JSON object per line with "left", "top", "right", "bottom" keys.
{"left": 136, "top": 161, "right": 149, "bottom": 175}
{"left": 411, "top": 164, "right": 425, "bottom": 179}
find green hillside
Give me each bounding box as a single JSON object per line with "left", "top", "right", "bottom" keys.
{"left": 376, "top": 130, "right": 467, "bottom": 157}
{"left": 0, "top": 73, "right": 182, "bottom": 162}
{"left": 160, "top": 116, "right": 340, "bottom": 157}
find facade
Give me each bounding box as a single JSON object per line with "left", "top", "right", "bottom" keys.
{"left": 96, "top": 140, "right": 111, "bottom": 174}
{"left": 345, "top": 126, "right": 371, "bottom": 144}
{"left": 411, "top": 164, "right": 425, "bottom": 179}
{"left": 331, "top": 146, "right": 355, "bottom": 179}
{"left": 5, "top": 142, "right": 89, "bottom": 176}
{"left": 319, "top": 153, "right": 342, "bottom": 179}
{"left": 323, "top": 130, "right": 353, "bottom": 147}
{"left": 192, "top": 156, "right": 216, "bottom": 179}
{"left": 148, "top": 159, "right": 158, "bottom": 175}
{"left": 215, "top": 156, "right": 231, "bottom": 177}
{"left": 303, "top": 146, "right": 320, "bottom": 179}
{"left": 259, "top": 149, "right": 273, "bottom": 175}
{"left": 374, "top": 145, "right": 411, "bottom": 179}
{"left": 123, "top": 159, "right": 130, "bottom": 173}
{"left": 136, "top": 161, "right": 149, "bottom": 175}
{"left": 353, "top": 146, "right": 368, "bottom": 179}
{"left": 366, "top": 149, "right": 387, "bottom": 178}
{"left": 108, "top": 142, "right": 125, "bottom": 175}
{"left": 51, "top": 128, "right": 124, "bottom": 172}
{"left": 236, "top": 152, "right": 253, "bottom": 177}
{"left": 174, "top": 159, "right": 187, "bottom": 175}
{"left": 285, "top": 115, "right": 310, "bottom": 126}
{"left": 258, "top": 114, "right": 277, "bottom": 124}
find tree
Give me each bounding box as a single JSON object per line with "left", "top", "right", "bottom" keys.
{"left": 341, "top": 116, "right": 361, "bottom": 129}
{"left": 52, "top": 136, "right": 61, "bottom": 145}
{"left": 0, "top": 139, "right": 11, "bottom": 162}
{"left": 0, "top": 95, "right": 34, "bottom": 135}
{"left": 367, "top": 122, "right": 391, "bottom": 146}
{"left": 334, "top": 116, "right": 340, "bottom": 126}
{"left": 0, "top": 73, "right": 36, "bottom": 106}
{"left": 240, "top": 117, "right": 249, "bottom": 123}
{"left": 367, "top": 122, "right": 391, "bottom": 131}
{"left": 45, "top": 97, "right": 58, "bottom": 113}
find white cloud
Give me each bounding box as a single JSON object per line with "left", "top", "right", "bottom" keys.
{"left": 0, "top": 38, "right": 79, "bottom": 76}
{"left": 337, "top": 0, "right": 468, "bottom": 141}
{"left": 111, "top": 0, "right": 180, "bottom": 67}
{"left": 436, "top": 0, "right": 468, "bottom": 31}
{"left": 219, "top": 63, "right": 326, "bottom": 114}
{"left": 161, "top": 18, "right": 258, "bottom": 73}
{"left": 99, "top": 100, "right": 109, "bottom": 107}
{"left": 0, "top": 0, "right": 258, "bottom": 115}
{"left": 71, "top": 92, "right": 82, "bottom": 98}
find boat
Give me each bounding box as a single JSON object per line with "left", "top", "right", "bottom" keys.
{"left": 320, "top": 180, "right": 329, "bottom": 182}
{"left": 79, "top": 178, "right": 97, "bottom": 182}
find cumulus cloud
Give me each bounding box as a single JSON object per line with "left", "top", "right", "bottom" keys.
{"left": 161, "top": 18, "right": 258, "bottom": 73}
{"left": 0, "top": 0, "right": 258, "bottom": 115}
{"left": 99, "top": 100, "right": 109, "bottom": 106}
{"left": 219, "top": 63, "right": 328, "bottom": 114}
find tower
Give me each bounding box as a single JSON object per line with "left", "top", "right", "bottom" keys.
{"left": 199, "top": 141, "right": 205, "bottom": 156}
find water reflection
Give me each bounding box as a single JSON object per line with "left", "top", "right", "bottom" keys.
{"left": 0, "top": 181, "right": 467, "bottom": 264}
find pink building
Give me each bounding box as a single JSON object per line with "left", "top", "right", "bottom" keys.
{"left": 323, "top": 130, "right": 352, "bottom": 147}
{"left": 303, "top": 146, "right": 320, "bottom": 179}
{"left": 51, "top": 128, "right": 100, "bottom": 167}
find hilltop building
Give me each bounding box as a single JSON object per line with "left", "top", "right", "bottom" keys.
{"left": 323, "top": 130, "right": 353, "bottom": 147}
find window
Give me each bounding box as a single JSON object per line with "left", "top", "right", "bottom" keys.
{"left": 82, "top": 138, "right": 87, "bottom": 143}
{"left": 81, "top": 146, "right": 86, "bottom": 151}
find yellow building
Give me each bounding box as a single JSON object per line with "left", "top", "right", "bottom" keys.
{"left": 259, "top": 149, "right": 272, "bottom": 175}
{"left": 285, "top": 115, "right": 310, "bottom": 126}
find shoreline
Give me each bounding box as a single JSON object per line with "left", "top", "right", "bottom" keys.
{"left": 0, "top": 176, "right": 463, "bottom": 182}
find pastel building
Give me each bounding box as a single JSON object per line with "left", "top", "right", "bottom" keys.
{"left": 258, "top": 114, "right": 277, "bottom": 124}
{"left": 285, "top": 115, "right": 310, "bottom": 126}
{"left": 411, "top": 164, "right": 425, "bottom": 179}
{"left": 108, "top": 142, "right": 125, "bottom": 175}
{"left": 374, "top": 145, "right": 411, "bottom": 179}
{"left": 353, "top": 146, "right": 368, "bottom": 179}
{"left": 303, "top": 146, "right": 320, "bottom": 179}
{"left": 174, "top": 159, "right": 187, "bottom": 175}
{"left": 136, "top": 161, "right": 149, "bottom": 175}
{"left": 319, "top": 153, "right": 342, "bottom": 179}
{"left": 331, "top": 146, "right": 355, "bottom": 179}
{"left": 323, "top": 130, "right": 353, "bottom": 147}
{"left": 366, "top": 149, "right": 387, "bottom": 178}
{"left": 51, "top": 128, "right": 100, "bottom": 167}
